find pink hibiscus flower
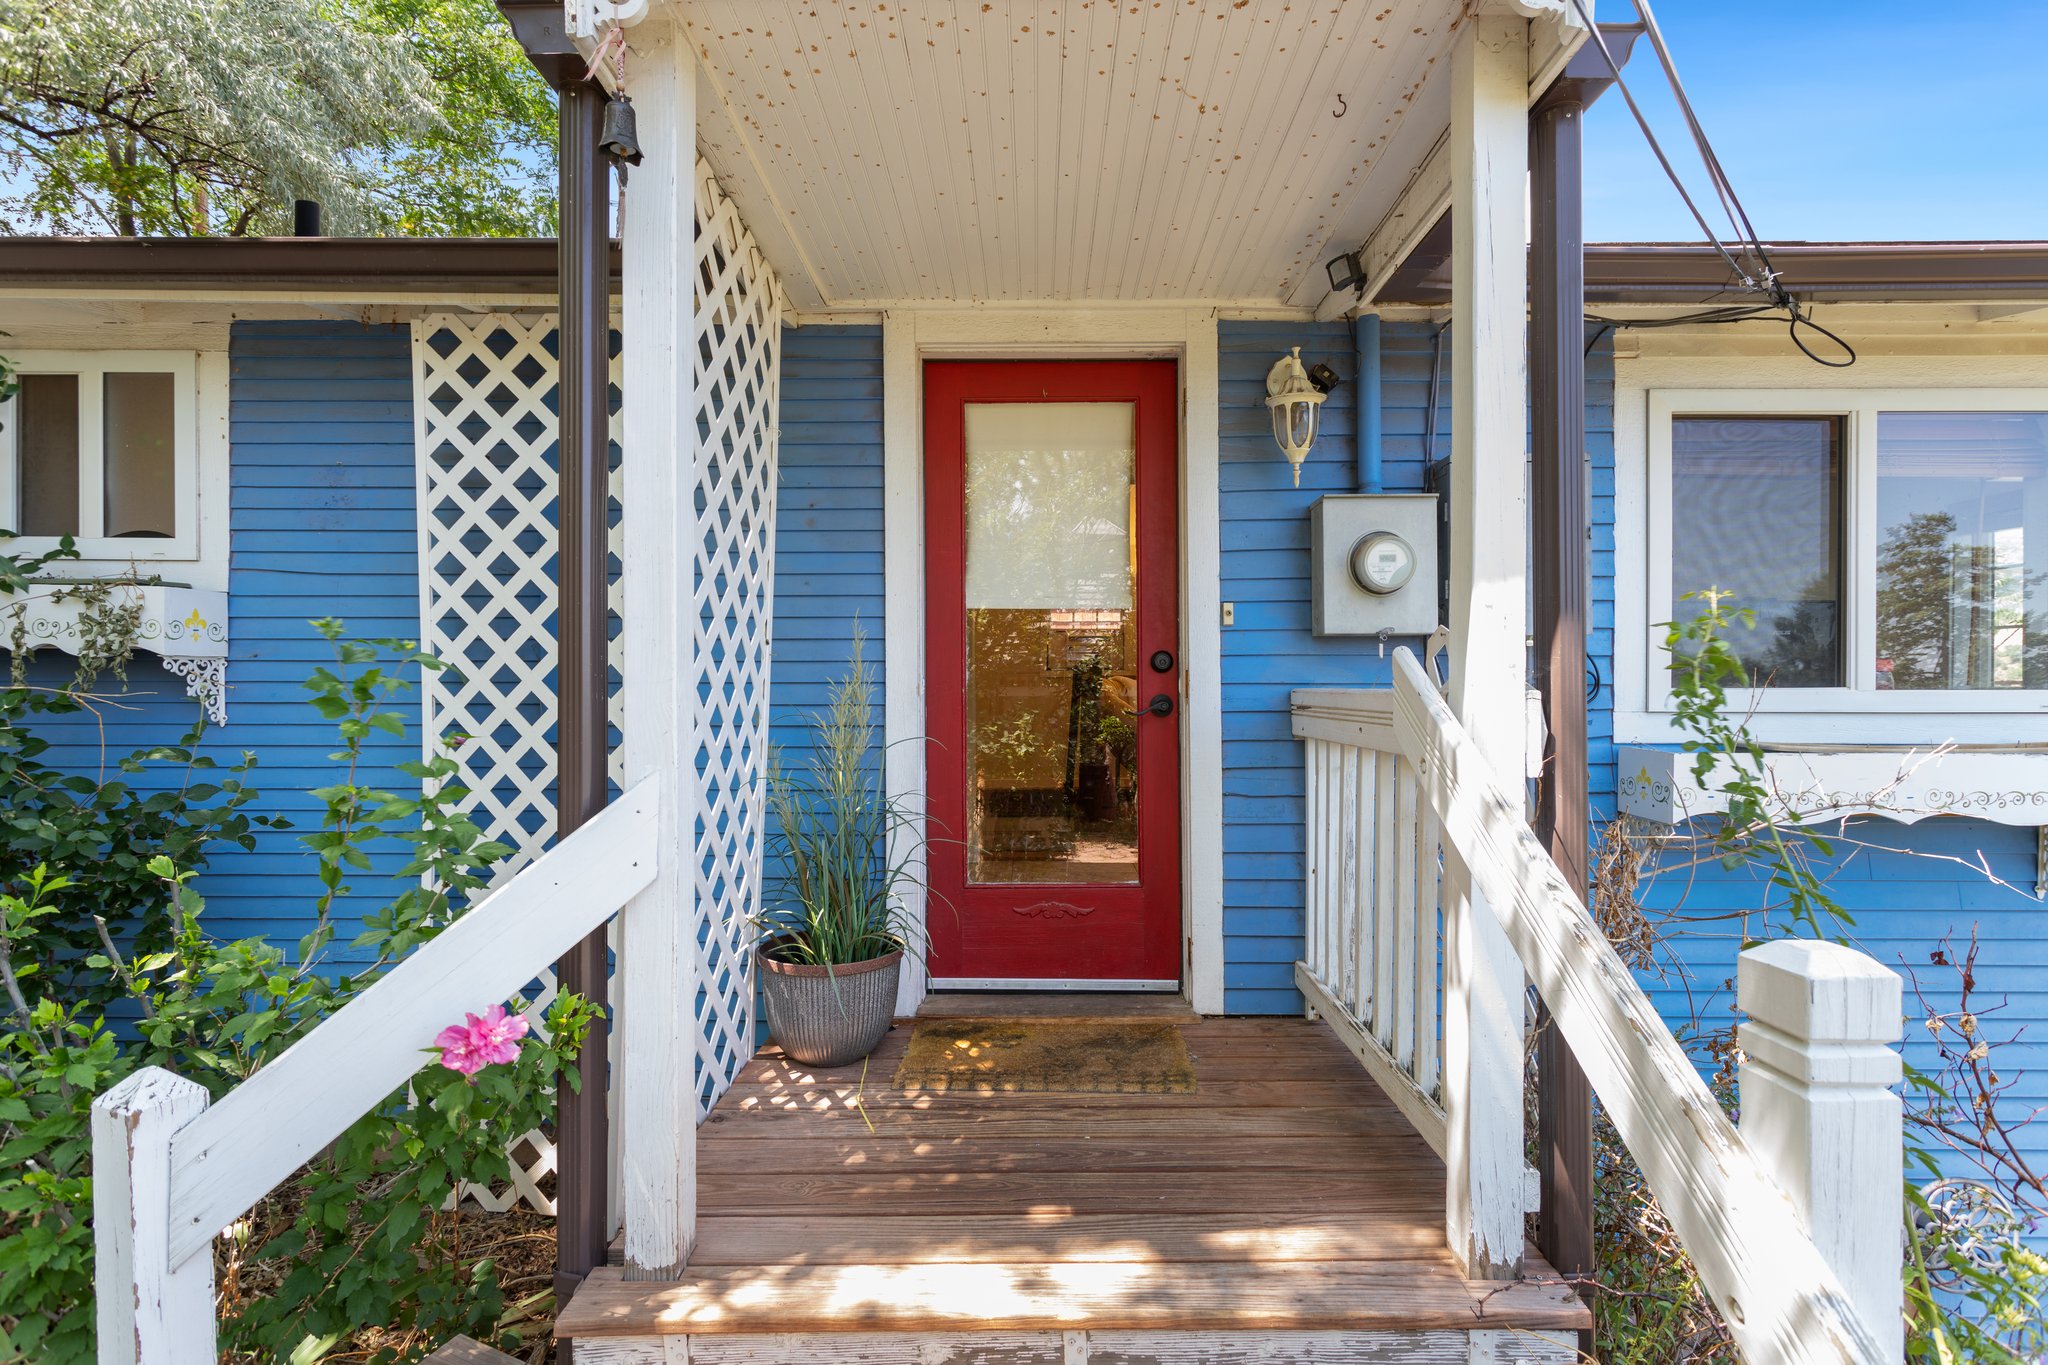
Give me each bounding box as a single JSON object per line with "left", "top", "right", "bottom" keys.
{"left": 435, "top": 1004, "right": 531, "bottom": 1076}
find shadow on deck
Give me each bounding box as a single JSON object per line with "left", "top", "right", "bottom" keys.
{"left": 557, "top": 1009, "right": 1589, "bottom": 1361}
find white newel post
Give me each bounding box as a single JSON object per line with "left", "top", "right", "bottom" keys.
{"left": 1738, "top": 940, "right": 1906, "bottom": 1362}
{"left": 1442, "top": 10, "right": 1533, "bottom": 1279}
{"left": 617, "top": 11, "right": 700, "bottom": 1281}
{"left": 93, "top": 1067, "right": 215, "bottom": 1365}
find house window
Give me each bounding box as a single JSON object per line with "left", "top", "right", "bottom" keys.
{"left": 1643, "top": 387, "right": 2048, "bottom": 728}
{"left": 1874, "top": 411, "right": 2048, "bottom": 692}
{"left": 1670, "top": 415, "right": 1844, "bottom": 687}
{"left": 0, "top": 351, "right": 199, "bottom": 560}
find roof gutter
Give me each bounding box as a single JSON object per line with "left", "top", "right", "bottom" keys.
{"left": 0, "top": 236, "right": 611, "bottom": 297}
{"left": 1, "top": 237, "right": 2045, "bottom": 309}
{"left": 1372, "top": 241, "right": 2048, "bottom": 307}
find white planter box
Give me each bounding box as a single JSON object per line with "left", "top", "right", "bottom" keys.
{"left": 1618, "top": 743, "right": 2048, "bottom": 827}
{"left": 3, "top": 582, "right": 228, "bottom": 724}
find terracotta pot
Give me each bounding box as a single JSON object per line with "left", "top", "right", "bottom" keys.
{"left": 756, "top": 946, "right": 903, "bottom": 1066}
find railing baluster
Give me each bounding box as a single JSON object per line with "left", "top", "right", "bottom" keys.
{"left": 1327, "top": 740, "right": 1343, "bottom": 986}
{"left": 1371, "top": 749, "right": 1398, "bottom": 1044}
{"left": 1391, "top": 754, "right": 1420, "bottom": 1073}
{"left": 1316, "top": 740, "right": 1334, "bottom": 985}
{"left": 1353, "top": 747, "right": 1375, "bottom": 1023}
{"left": 1337, "top": 745, "right": 1361, "bottom": 1014}
{"left": 1301, "top": 740, "right": 1322, "bottom": 990}
{"left": 1415, "top": 794, "right": 1443, "bottom": 1101}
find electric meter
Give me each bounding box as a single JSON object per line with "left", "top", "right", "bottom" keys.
{"left": 1349, "top": 531, "right": 1416, "bottom": 595}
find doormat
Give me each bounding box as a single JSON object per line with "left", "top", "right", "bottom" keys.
{"left": 893, "top": 1017, "right": 1196, "bottom": 1094}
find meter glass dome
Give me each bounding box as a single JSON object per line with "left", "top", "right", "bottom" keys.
{"left": 1349, "top": 532, "right": 1415, "bottom": 595}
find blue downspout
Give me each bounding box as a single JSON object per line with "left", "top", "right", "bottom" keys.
{"left": 1354, "top": 311, "right": 1382, "bottom": 492}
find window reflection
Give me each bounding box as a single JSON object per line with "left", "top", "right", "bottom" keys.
{"left": 1876, "top": 411, "right": 2048, "bottom": 691}
{"left": 963, "top": 403, "right": 1140, "bottom": 884}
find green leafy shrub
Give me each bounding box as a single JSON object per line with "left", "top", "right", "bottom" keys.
{"left": 0, "top": 690, "right": 269, "bottom": 1012}
{"left": 0, "top": 623, "right": 589, "bottom": 1365}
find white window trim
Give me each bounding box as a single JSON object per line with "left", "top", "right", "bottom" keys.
{"left": 1616, "top": 351, "right": 2048, "bottom": 747}
{"left": 0, "top": 349, "right": 227, "bottom": 586}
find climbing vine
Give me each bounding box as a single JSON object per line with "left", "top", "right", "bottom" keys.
{"left": 6, "top": 576, "right": 147, "bottom": 692}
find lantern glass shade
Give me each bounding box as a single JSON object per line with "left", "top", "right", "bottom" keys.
{"left": 1264, "top": 346, "right": 1326, "bottom": 486}
{"left": 1270, "top": 397, "right": 1319, "bottom": 458}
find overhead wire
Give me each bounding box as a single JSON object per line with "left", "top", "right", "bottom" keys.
{"left": 1563, "top": 0, "right": 1855, "bottom": 367}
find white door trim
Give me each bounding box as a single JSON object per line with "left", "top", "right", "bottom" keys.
{"left": 880, "top": 307, "right": 1225, "bottom": 1016}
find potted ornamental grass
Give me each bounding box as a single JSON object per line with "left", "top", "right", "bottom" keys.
{"left": 757, "top": 633, "right": 922, "bottom": 1066}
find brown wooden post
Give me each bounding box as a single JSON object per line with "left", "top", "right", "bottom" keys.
{"left": 1530, "top": 76, "right": 1595, "bottom": 1293}
{"left": 496, "top": 0, "right": 614, "bottom": 1299}
{"left": 552, "top": 74, "right": 614, "bottom": 1298}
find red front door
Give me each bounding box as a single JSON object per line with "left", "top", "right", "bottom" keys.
{"left": 924, "top": 361, "right": 1182, "bottom": 985}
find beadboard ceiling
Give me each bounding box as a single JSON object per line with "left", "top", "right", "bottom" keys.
{"left": 683, "top": 0, "right": 1475, "bottom": 313}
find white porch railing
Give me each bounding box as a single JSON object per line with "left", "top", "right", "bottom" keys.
{"left": 90, "top": 780, "right": 659, "bottom": 1365}
{"left": 1292, "top": 651, "right": 1903, "bottom": 1364}
{"left": 1291, "top": 687, "right": 1446, "bottom": 1158}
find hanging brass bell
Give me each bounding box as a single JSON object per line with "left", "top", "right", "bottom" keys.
{"left": 600, "top": 93, "right": 644, "bottom": 176}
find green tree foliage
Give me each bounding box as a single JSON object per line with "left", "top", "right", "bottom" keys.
{"left": 0, "top": 0, "right": 556, "bottom": 237}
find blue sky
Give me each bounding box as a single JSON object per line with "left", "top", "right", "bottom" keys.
{"left": 1584, "top": 1, "right": 2048, "bottom": 243}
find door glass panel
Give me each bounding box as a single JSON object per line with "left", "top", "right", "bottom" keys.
{"left": 1670, "top": 416, "right": 1843, "bottom": 686}
{"left": 963, "top": 402, "right": 1140, "bottom": 884}
{"left": 1876, "top": 411, "right": 2048, "bottom": 690}
{"left": 17, "top": 374, "right": 80, "bottom": 537}
{"left": 103, "top": 372, "right": 177, "bottom": 539}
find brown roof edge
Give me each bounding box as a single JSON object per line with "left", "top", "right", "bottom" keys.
{"left": 1378, "top": 237, "right": 2048, "bottom": 306}
{"left": 2, "top": 235, "right": 2046, "bottom": 306}
{"left": 0, "top": 236, "right": 617, "bottom": 295}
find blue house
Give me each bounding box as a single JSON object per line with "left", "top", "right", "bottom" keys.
{"left": 16, "top": 5, "right": 2047, "bottom": 1361}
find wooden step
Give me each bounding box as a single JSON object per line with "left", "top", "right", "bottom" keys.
{"left": 556, "top": 1258, "right": 1589, "bottom": 1338}
{"left": 695, "top": 1133, "right": 1430, "bottom": 1175}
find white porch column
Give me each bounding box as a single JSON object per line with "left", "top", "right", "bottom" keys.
{"left": 1443, "top": 11, "right": 1532, "bottom": 1280}
{"left": 617, "top": 12, "right": 699, "bottom": 1281}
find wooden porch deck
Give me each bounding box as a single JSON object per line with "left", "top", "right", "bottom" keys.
{"left": 557, "top": 1006, "right": 1590, "bottom": 1360}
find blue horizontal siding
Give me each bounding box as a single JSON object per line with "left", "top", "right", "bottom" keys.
{"left": 219, "top": 322, "right": 423, "bottom": 953}
{"left": 15, "top": 321, "right": 422, "bottom": 961}
{"left": 766, "top": 325, "right": 887, "bottom": 922}
{"left": 1217, "top": 319, "right": 1447, "bottom": 1014}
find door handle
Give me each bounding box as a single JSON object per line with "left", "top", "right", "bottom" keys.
{"left": 1142, "top": 693, "right": 1175, "bottom": 718}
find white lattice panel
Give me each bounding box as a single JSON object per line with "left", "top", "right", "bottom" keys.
{"left": 689, "top": 155, "right": 781, "bottom": 1116}
{"left": 413, "top": 315, "right": 563, "bottom": 870}
{"left": 412, "top": 315, "right": 626, "bottom": 1213}
{"left": 408, "top": 157, "right": 781, "bottom": 1202}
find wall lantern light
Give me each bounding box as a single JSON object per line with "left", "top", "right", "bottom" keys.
{"left": 1265, "top": 347, "right": 1340, "bottom": 487}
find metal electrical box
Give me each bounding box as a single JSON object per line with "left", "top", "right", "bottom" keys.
{"left": 1309, "top": 494, "right": 1440, "bottom": 638}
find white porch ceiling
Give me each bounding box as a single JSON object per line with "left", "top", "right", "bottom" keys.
{"left": 682, "top": 0, "right": 1484, "bottom": 313}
